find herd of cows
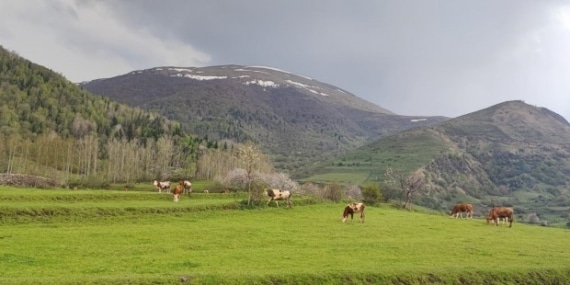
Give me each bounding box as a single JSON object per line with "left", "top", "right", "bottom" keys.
{"left": 449, "top": 202, "right": 514, "bottom": 227}
{"left": 152, "top": 180, "right": 293, "bottom": 206}
{"left": 151, "top": 181, "right": 513, "bottom": 227}
{"left": 340, "top": 202, "right": 513, "bottom": 227}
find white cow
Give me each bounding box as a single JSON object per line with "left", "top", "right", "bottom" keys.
{"left": 153, "top": 180, "right": 171, "bottom": 193}
{"left": 183, "top": 180, "right": 192, "bottom": 194}
{"left": 266, "top": 189, "right": 292, "bottom": 208}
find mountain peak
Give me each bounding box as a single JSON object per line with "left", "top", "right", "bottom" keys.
{"left": 116, "top": 64, "right": 394, "bottom": 114}
{"left": 442, "top": 100, "right": 570, "bottom": 143}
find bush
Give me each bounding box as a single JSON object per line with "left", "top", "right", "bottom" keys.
{"left": 527, "top": 213, "right": 540, "bottom": 224}
{"left": 362, "top": 183, "right": 382, "bottom": 206}
{"left": 324, "top": 183, "right": 343, "bottom": 203}
{"left": 379, "top": 183, "right": 402, "bottom": 203}
{"left": 345, "top": 184, "right": 362, "bottom": 200}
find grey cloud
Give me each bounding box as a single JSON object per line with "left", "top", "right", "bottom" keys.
{"left": 2, "top": 0, "right": 569, "bottom": 120}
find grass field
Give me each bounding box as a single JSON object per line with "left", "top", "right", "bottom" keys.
{"left": 303, "top": 130, "right": 451, "bottom": 185}
{"left": 1, "top": 187, "right": 569, "bottom": 284}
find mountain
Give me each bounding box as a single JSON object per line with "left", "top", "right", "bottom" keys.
{"left": 307, "top": 100, "right": 570, "bottom": 226}
{"left": 81, "top": 65, "right": 448, "bottom": 176}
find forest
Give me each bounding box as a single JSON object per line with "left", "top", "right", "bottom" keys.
{"left": 0, "top": 46, "right": 241, "bottom": 187}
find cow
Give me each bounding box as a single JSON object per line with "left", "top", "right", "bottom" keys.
{"left": 486, "top": 207, "right": 514, "bottom": 227}
{"left": 449, "top": 203, "right": 473, "bottom": 219}
{"left": 266, "top": 189, "right": 292, "bottom": 208}
{"left": 183, "top": 180, "right": 192, "bottom": 195}
{"left": 342, "top": 202, "right": 365, "bottom": 223}
{"left": 153, "top": 180, "right": 171, "bottom": 193}
{"left": 172, "top": 181, "right": 184, "bottom": 202}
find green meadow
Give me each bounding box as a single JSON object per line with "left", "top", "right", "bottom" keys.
{"left": 1, "top": 187, "right": 569, "bottom": 284}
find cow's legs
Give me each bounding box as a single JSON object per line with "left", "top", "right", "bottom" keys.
{"left": 267, "top": 198, "right": 279, "bottom": 207}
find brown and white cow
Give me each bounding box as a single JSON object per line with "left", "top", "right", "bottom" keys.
{"left": 172, "top": 181, "right": 184, "bottom": 202}
{"left": 153, "top": 180, "right": 171, "bottom": 193}
{"left": 486, "top": 207, "right": 514, "bottom": 227}
{"left": 266, "top": 189, "right": 292, "bottom": 208}
{"left": 342, "top": 202, "right": 365, "bottom": 223}
{"left": 449, "top": 203, "right": 473, "bottom": 219}
{"left": 183, "top": 180, "right": 192, "bottom": 195}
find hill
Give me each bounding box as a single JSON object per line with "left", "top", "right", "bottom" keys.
{"left": 81, "top": 65, "right": 448, "bottom": 176}
{"left": 0, "top": 45, "right": 197, "bottom": 185}
{"left": 305, "top": 100, "right": 570, "bottom": 225}
{"left": 0, "top": 46, "right": 181, "bottom": 140}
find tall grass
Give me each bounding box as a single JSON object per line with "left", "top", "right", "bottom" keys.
{"left": 0, "top": 188, "right": 569, "bottom": 284}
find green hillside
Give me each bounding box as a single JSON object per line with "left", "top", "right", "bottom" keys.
{"left": 305, "top": 128, "right": 452, "bottom": 184}
{"left": 0, "top": 45, "right": 215, "bottom": 186}
{"left": 302, "top": 101, "right": 570, "bottom": 225}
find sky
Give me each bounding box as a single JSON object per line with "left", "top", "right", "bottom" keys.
{"left": 1, "top": 0, "right": 569, "bottom": 121}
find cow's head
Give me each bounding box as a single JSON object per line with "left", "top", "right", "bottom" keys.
{"left": 342, "top": 206, "right": 355, "bottom": 223}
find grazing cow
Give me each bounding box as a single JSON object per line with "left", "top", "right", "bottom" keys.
{"left": 449, "top": 203, "right": 473, "bottom": 219}
{"left": 266, "top": 189, "right": 292, "bottom": 208}
{"left": 172, "top": 181, "right": 184, "bottom": 202}
{"left": 342, "top": 202, "right": 365, "bottom": 223}
{"left": 486, "top": 207, "right": 514, "bottom": 227}
{"left": 183, "top": 180, "right": 192, "bottom": 195}
{"left": 153, "top": 180, "right": 171, "bottom": 193}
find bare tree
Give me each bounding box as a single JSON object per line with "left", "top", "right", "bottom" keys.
{"left": 385, "top": 167, "right": 425, "bottom": 210}
{"left": 401, "top": 171, "right": 425, "bottom": 210}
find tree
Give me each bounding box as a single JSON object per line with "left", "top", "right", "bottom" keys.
{"left": 402, "top": 171, "right": 425, "bottom": 210}
{"left": 237, "top": 143, "right": 270, "bottom": 206}
{"left": 385, "top": 167, "right": 425, "bottom": 210}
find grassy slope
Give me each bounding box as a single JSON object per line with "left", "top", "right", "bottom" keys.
{"left": 304, "top": 129, "right": 451, "bottom": 184}
{"left": 0, "top": 188, "right": 569, "bottom": 284}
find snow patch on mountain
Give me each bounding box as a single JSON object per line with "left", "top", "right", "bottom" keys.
{"left": 285, "top": 80, "right": 328, "bottom": 96}
{"left": 245, "top": 80, "right": 278, "bottom": 88}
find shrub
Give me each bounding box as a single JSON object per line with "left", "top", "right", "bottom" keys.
{"left": 380, "top": 183, "right": 403, "bottom": 203}
{"left": 527, "top": 213, "right": 540, "bottom": 224}
{"left": 362, "top": 183, "right": 381, "bottom": 206}
{"left": 345, "top": 184, "right": 362, "bottom": 200}
{"left": 324, "top": 183, "right": 343, "bottom": 203}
